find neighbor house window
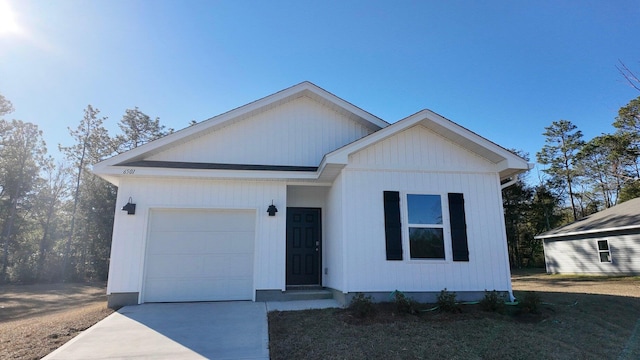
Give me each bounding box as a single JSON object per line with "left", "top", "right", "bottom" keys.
{"left": 407, "top": 194, "right": 445, "bottom": 259}
{"left": 597, "top": 240, "right": 611, "bottom": 263}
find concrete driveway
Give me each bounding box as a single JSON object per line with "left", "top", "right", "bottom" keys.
{"left": 43, "top": 302, "right": 270, "bottom": 360}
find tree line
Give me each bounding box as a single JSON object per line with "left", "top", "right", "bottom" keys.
{"left": 505, "top": 94, "right": 640, "bottom": 268}
{"left": 0, "top": 95, "right": 169, "bottom": 283}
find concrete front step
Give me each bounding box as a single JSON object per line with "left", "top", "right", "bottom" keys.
{"left": 281, "top": 289, "right": 333, "bottom": 301}
{"left": 256, "top": 288, "right": 334, "bottom": 302}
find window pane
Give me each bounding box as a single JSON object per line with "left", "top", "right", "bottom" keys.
{"left": 597, "top": 240, "right": 609, "bottom": 251}
{"left": 407, "top": 194, "right": 442, "bottom": 224}
{"left": 599, "top": 251, "right": 611, "bottom": 263}
{"left": 409, "top": 228, "right": 445, "bottom": 259}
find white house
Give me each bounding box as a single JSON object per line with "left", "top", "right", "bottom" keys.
{"left": 536, "top": 197, "right": 640, "bottom": 275}
{"left": 93, "top": 82, "right": 531, "bottom": 308}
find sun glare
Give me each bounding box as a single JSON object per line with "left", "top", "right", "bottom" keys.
{"left": 0, "top": 0, "right": 22, "bottom": 36}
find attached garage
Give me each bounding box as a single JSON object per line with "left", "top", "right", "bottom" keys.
{"left": 143, "top": 209, "right": 256, "bottom": 302}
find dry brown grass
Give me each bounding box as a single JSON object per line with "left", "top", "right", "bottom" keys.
{"left": 269, "top": 272, "right": 640, "bottom": 360}
{"left": 0, "top": 283, "right": 113, "bottom": 359}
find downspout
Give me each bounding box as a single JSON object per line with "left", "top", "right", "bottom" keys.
{"left": 501, "top": 163, "right": 534, "bottom": 301}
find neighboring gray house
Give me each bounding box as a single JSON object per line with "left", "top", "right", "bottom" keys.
{"left": 93, "top": 82, "right": 530, "bottom": 307}
{"left": 536, "top": 197, "right": 640, "bottom": 275}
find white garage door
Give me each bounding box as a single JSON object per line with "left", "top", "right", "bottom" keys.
{"left": 143, "top": 209, "right": 255, "bottom": 302}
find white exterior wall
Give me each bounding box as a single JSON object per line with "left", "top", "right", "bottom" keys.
{"left": 338, "top": 125, "right": 512, "bottom": 293}
{"left": 348, "top": 125, "right": 497, "bottom": 173}
{"left": 324, "top": 172, "right": 345, "bottom": 291}
{"left": 147, "top": 96, "right": 375, "bottom": 166}
{"left": 544, "top": 234, "right": 640, "bottom": 274}
{"left": 286, "top": 186, "right": 328, "bottom": 208}
{"left": 107, "top": 178, "right": 287, "bottom": 299}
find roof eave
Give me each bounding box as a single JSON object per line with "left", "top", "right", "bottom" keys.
{"left": 535, "top": 224, "right": 640, "bottom": 240}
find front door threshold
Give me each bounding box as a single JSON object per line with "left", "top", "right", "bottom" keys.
{"left": 286, "top": 285, "right": 323, "bottom": 291}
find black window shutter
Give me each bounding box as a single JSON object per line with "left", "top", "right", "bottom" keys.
{"left": 448, "top": 193, "right": 469, "bottom": 261}
{"left": 383, "top": 191, "right": 403, "bottom": 260}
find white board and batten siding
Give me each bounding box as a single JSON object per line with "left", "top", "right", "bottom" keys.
{"left": 147, "top": 96, "right": 375, "bottom": 167}
{"left": 323, "top": 172, "right": 346, "bottom": 291}
{"left": 106, "top": 177, "right": 287, "bottom": 302}
{"left": 336, "top": 124, "right": 512, "bottom": 293}
{"left": 544, "top": 234, "right": 640, "bottom": 275}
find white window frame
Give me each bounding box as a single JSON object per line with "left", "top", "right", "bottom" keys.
{"left": 597, "top": 239, "right": 612, "bottom": 263}
{"left": 402, "top": 193, "right": 451, "bottom": 261}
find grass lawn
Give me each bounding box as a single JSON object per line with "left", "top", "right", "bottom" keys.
{"left": 269, "top": 278, "right": 640, "bottom": 359}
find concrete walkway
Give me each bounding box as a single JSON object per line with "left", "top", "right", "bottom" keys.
{"left": 43, "top": 299, "right": 340, "bottom": 360}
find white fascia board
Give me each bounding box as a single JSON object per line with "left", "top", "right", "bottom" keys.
{"left": 420, "top": 110, "right": 528, "bottom": 165}
{"left": 534, "top": 225, "right": 640, "bottom": 240}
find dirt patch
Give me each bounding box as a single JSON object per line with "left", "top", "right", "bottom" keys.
{"left": 511, "top": 269, "right": 640, "bottom": 298}
{"left": 0, "top": 283, "right": 113, "bottom": 359}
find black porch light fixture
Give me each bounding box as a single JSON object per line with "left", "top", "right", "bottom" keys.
{"left": 121, "top": 197, "right": 136, "bottom": 215}
{"left": 267, "top": 200, "right": 278, "bottom": 216}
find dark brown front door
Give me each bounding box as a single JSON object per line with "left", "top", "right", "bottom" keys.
{"left": 286, "top": 208, "right": 321, "bottom": 286}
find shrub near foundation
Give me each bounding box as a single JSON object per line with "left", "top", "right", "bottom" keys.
{"left": 437, "top": 288, "right": 460, "bottom": 313}
{"left": 480, "top": 290, "right": 507, "bottom": 313}
{"left": 392, "top": 290, "right": 420, "bottom": 315}
{"left": 518, "top": 291, "right": 541, "bottom": 314}
{"left": 348, "top": 293, "right": 375, "bottom": 318}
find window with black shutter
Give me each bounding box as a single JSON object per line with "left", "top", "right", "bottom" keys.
{"left": 448, "top": 193, "right": 469, "bottom": 261}
{"left": 383, "top": 191, "right": 403, "bottom": 260}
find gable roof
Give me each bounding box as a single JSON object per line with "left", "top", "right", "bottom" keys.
{"left": 94, "top": 81, "right": 388, "bottom": 169}
{"left": 93, "top": 82, "right": 531, "bottom": 185}
{"left": 318, "top": 109, "right": 531, "bottom": 182}
{"left": 535, "top": 197, "right": 640, "bottom": 240}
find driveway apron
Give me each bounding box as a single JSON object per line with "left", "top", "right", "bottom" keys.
{"left": 43, "top": 302, "right": 270, "bottom": 360}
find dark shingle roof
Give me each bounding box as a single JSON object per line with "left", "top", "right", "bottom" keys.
{"left": 535, "top": 197, "right": 640, "bottom": 239}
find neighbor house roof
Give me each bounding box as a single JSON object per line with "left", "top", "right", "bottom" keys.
{"left": 535, "top": 197, "right": 640, "bottom": 240}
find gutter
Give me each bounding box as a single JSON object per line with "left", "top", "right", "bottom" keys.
{"left": 500, "top": 163, "right": 534, "bottom": 190}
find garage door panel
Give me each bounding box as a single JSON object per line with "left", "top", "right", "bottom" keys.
{"left": 148, "top": 231, "right": 254, "bottom": 255}
{"left": 206, "top": 232, "right": 255, "bottom": 253}
{"left": 146, "top": 254, "right": 206, "bottom": 278}
{"left": 148, "top": 232, "right": 214, "bottom": 254}
{"left": 201, "top": 254, "right": 254, "bottom": 276}
{"left": 150, "top": 210, "right": 256, "bottom": 232}
{"left": 145, "top": 278, "right": 252, "bottom": 302}
{"left": 144, "top": 209, "right": 255, "bottom": 303}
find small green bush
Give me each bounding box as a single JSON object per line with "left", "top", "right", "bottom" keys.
{"left": 518, "top": 291, "right": 541, "bottom": 314}
{"left": 437, "top": 288, "right": 460, "bottom": 313}
{"left": 393, "top": 290, "right": 420, "bottom": 315}
{"left": 480, "top": 290, "right": 506, "bottom": 312}
{"left": 349, "top": 293, "right": 375, "bottom": 318}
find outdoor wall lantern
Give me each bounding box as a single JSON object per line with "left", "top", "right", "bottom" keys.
{"left": 121, "top": 197, "right": 136, "bottom": 215}
{"left": 267, "top": 200, "right": 278, "bottom": 216}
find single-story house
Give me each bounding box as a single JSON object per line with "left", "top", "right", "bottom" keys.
{"left": 93, "top": 82, "right": 531, "bottom": 308}
{"left": 535, "top": 197, "right": 640, "bottom": 275}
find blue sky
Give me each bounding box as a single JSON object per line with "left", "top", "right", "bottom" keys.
{"left": 1, "top": 0, "right": 639, "bottom": 179}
